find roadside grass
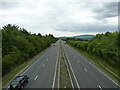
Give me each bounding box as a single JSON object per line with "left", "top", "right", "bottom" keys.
{"left": 60, "top": 56, "right": 72, "bottom": 88}
{"left": 69, "top": 45, "right": 119, "bottom": 85}
{"left": 2, "top": 46, "right": 50, "bottom": 87}
{"left": 60, "top": 42, "right": 72, "bottom": 88}
{"left": 2, "top": 63, "right": 27, "bottom": 87}
{"left": 0, "top": 51, "right": 2, "bottom": 89}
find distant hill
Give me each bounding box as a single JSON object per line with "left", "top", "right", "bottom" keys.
{"left": 74, "top": 35, "right": 95, "bottom": 39}
{"left": 58, "top": 35, "right": 95, "bottom": 39}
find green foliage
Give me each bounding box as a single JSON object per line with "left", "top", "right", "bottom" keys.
{"left": 2, "top": 24, "right": 57, "bottom": 76}
{"left": 116, "top": 31, "right": 120, "bottom": 49}
{"left": 66, "top": 32, "right": 120, "bottom": 69}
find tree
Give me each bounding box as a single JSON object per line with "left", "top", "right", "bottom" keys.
{"left": 116, "top": 31, "right": 120, "bottom": 49}
{"left": 2, "top": 24, "right": 57, "bottom": 76}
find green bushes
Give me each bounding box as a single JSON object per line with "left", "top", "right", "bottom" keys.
{"left": 68, "top": 41, "right": 88, "bottom": 51}
{"left": 2, "top": 24, "right": 57, "bottom": 76}
{"left": 67, "top": 32, "right": 120, "bottom": 69}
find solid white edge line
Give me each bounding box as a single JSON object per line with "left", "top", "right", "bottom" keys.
{"left": 58, "top": 60, "right": 60, "bottom": 89}
{"left": 63, "top": 47, "right": 80, "bottom": 89}
{"left": 80, "top": 55, "right": 119, "bottom": 87}
{"left": 21, "top": 58, "right": 40, "bottom": 75}
{"left": 63, "top": 48, "right": 74, "bottom": 89}
{"left": 58, "top": 43, "right": 60, "bottom": 89}
{"left": 21, "top": 47, "right": 52, "bottom": 76}
{"left": 5, "top": 46, "right": 53, "bottom": 89}
{"left": 5, "top": 59, "right": 40, "bottom": 89}
{"left": 62, "top": 41, "right": 74, "bottom": 89}
{"left": 99, "top": 62, "right": 119, "bottom": 79}
{"left": 52, "top": 49, "right": 59, "bottom": 89}
{"left": 34, "top": 76, "right": 38, "bottom": 80}
{"left": 21, "top": 46, "right": 53, "bottom": 76}
{"left": 68, "top": 44, "right": 119, "bottom": 87}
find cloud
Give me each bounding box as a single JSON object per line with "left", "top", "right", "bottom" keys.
{"left": 56, "top": 22, "right": 117, "bottom": 33}
{"left": 1, "top": 1, "right": 20, "bottom": 10}
{"left": 0, "top": 0, "right": 118, "bottom": 37}
{"left": 92, "top": 2, "right": 118, "bottom": 19}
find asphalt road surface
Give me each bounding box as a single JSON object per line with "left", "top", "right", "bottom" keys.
{"left": 24, "top": 40, "right": 60, "bottom": 88}
{"left": 62, "top": 41, "right": 119, "bottom": 89}
{"left": 5, "top": 40, "right": 119, "bottom": 89}
{"left": 4, "top": 40, "right": 60, "bottom": 89}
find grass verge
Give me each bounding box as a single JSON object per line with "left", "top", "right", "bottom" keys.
{"left": 69, "top": 44, "right": 119, "bottom": 86}
{"left": 59, "top": 42, "right": 72, "bottom": 88}
{"left": 2, "top": 63, "right": 27, "bottom": 87}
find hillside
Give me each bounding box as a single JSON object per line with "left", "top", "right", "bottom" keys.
{"left": 74, "top": 35, "right": 95, "bottom": 39}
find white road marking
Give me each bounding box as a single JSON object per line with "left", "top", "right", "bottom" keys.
{"left": 78, "top": 60, "right": 80, "bottom": 63}
{"left": 43, "top": 64, "right": 44, "bottom": 68}
{"left": 69, "top": 46, "right": 119, "bottom": 87}
{"left": 64, "top": 49, "right": 80, "bottom": 89}
{"left": 4, "top": 46, "right": 53, "bottom": 89}
{"left": 58, "top": 60, "right": 60, "bottom": 89}
{"left": 20, "top": 47, "right": 52, "bottom": 76}
{"left": 84, "top": 68, "right": 87, "bottom": 72}
{"left": 34, "top": 75, "right": 38, "bottom": 80}
{"left": 63, "top": 50, "right": 74, "bottom": 88}
{"left": 74, "top": 56, "right": 76, "bottom": 57}
{"left": 81, "top": 55, "right": 119, "bottom": 86}
{"left": 21, "top": 58, "right": 40, "bottom": 75}
{"left": 98, "top": 86, "right": 103, "bottom": 90}
{"left": 52, "top": 50, "right": 59, "bottom": 88}
{"left": 46, "top": 59, "right": 48, "bottom": 61}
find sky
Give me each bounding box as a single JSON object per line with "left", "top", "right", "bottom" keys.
{"left": 0, "top": 0, "right": 119, "bottom": 37}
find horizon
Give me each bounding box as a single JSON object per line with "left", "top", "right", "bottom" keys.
{"left": 0, "top": 0, "right": 119, "bottom": 37}
{"left": 1, "top": 23, "right": 118, "bottom": 37}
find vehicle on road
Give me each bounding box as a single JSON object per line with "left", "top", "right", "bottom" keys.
{"left": 10, "top": 75, "right": 29, "bottom": 90}
{"left": 64, "top": 41, "right": 66, "bottom": 44}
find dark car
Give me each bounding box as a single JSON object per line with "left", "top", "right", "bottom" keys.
{"left": 10, "top": 75, "right": 29, "bottom": 90}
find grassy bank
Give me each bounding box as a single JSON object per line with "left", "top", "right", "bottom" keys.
{"left": 2, "top": 63, "right": 27, "bottom": 87}
{"left": 59, "top": 42, "right": 72, "bottom": 88}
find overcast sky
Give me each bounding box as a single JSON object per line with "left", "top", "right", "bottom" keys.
{"left": 0, "top": 0, "right": 119, "bottom": 37}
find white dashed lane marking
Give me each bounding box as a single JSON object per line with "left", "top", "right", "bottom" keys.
{"left": 84, "top": 68, "right": 87, "bottom": 72}
{"left": 34, "top": 75, "right": 38, "bottom": 80}
{"left": 98, "top": 86, "right": 103, "bottom": 90}
{"left": 43, "top": 64, "right": 45, "bottom": 68}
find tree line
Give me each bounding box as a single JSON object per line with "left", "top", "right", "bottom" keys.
{"left": 63, "top": 32, "right": 120, "bottom": 69}
{"left": 2, "top": 24, "right": 58, "bottom": 76}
